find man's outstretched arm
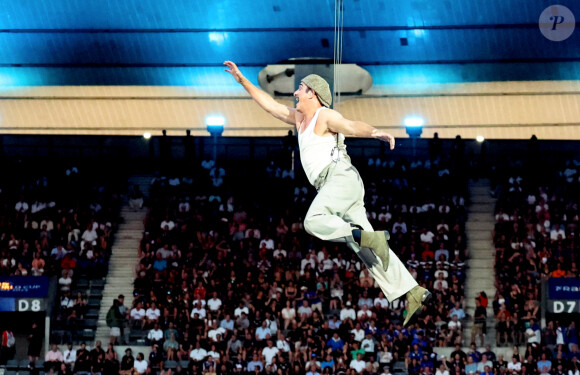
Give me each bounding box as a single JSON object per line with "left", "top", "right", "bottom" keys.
{"left": 323, "top": 109, "right": 396, "bottom": 150}
{"left": 224, "top": 61, "right": 296, "bottom": 125}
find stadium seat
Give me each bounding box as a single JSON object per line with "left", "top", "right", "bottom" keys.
{"left": 82, "top": 319, "right": 98, "bottom": 329}
{"left": 80, "top": 329, "right": 95, "bottom": 342}
{"left": 90, "top": 279, "right": 105, "bottom": 289}
{"left": 164, "top": 361, "right": 178, "bottom": 369}
{"left": 88, "top": 296, "right": 101, "bottom": 307}
{"left": 76, "top": 279, "right": 89, "bottom": 289}
{"left": 5, "top": 360, "right": 19, "bottom": 371}
{"left": 89, "top": 289, "right": 103, "bottom": 298}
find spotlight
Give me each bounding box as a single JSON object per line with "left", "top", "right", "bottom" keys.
{"left": 404, "top": 117, "right": 424, "bottom": 138}
{"left": 143, "top": 132, "right": 152, "bottom": 139}
{"left": 206, "top": 116, "right": 225, "bottom": 136}
{"left": 476, "top": 135, "right": 485, "bottom": 143}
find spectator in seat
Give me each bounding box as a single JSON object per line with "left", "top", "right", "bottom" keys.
{"left": 160, "top": 216, "right": 175, "bottom": 232}
{"left": 62, "top": 343, "right": 76, "bottom": 371}
{"left": 350, "top": 352, "right": 367, "bottom": 373}
{"left": 434, "top": 242, "right": 450, "bottom": 263}
{"left": 536, "top": 352, "right": 552, "bottom": 375}
{"left": 45, "top": 344, "right": 64, "bottom": 371}
{"left": 206, "top": 292, "right": 222, "bottom": 319}
{"left": 130, "top": 302, "right": 146, "bottom": 329}
{"left": 145, "top": 302, "right": 161, "bottom": 328}
{"left": 234, "top": 312, "right": 249, "bottom": 331}
{"left": 233, "top": 302, "right": 249, "bottom": 318}
{"left": 507, "top": 356, "right": 521, "bottom": 375}
{"left": 482, "top": 345, "right": 496, "bottom": 363}
{"left": 255, "top": 320, "right": 271, "bottom": 342}
{"left": 477, "top": 354, "right": 493, "bottom": 374}
{"left": 525, "top": 318, "right": 541, "bottom": 347}
{"left": 90, "top": 352, "right": 105, "bottom": 375}
{"left": 147, "top": 323, "right": 164, "bottom": 346}
{"left": 219, "top": 314, "right": 234, "bottom": 333}
{"left": 392, "top": 217, "right": 407, "bottom": 235}
{"left": 340, "top": 301, "right": 356, "bottom": 323}
{"left": 226, "top": 333, "right": 243, "bottom": 361}
{"left": 189, "top": 341, "right": 208, "bottom": 367}
{"left": 275, "top": 331, "right": 292, "bottom": 363}
{"left": 207, "top": 320, "right": 226, "bottom": 343}
{"left": 566, "top": 322, "right": 579, "bottom": 352}
{"left": 447, "top": 315, "right": 463, "bottom": 346}
{"left": 261, "top": 339, "right": 279, "bottom": 366}
{"left": 74, "top": 343, "right": 91, "bottom": 374}
{"left": 148, "top": 344, "right": 164, "bottom": 370}
{"left": 326, "top": 332, "right": 345, "bottom": 354}
{"left": 133, "top": 352, "right": 148, "bottom": 375}
{"left": 298, "top": 300, "right": 313, "bottom": 320}
{"left": 449, "top": 302, "right": 465, "bottom": 321}
{"left": 246, "top": 353, "right": 263, "bottom": 373}
{"left": 119, "top": 348, "right": 135, "bottom": 375}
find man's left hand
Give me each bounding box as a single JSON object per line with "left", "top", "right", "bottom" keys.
{"left": 372, "top": 130, "right": 395, "bottom": 150}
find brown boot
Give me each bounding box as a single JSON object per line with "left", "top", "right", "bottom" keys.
{"left": 360, "top": 230, "right": 390, "bottom": 271}
{"left": 403, "top": 286, "right": 432, "bottom": 326}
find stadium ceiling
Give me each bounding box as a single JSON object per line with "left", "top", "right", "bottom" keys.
{"left": 0, "top": 0, "right": 579, "bottom": 88}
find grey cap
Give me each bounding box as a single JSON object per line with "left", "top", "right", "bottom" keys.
{"left": 301, "top": 74, "right": 332, "bottom": 108}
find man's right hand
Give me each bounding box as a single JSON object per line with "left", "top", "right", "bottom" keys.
{"left": 224, "top": 61, "right": 244, "bottom": 83}
{"left": 223, "top": 60, "right": 297, "bottom": 125}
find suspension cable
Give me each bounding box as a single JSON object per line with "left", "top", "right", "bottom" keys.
{"left": 333, "top": 0, "right": 344, "bottom": 111}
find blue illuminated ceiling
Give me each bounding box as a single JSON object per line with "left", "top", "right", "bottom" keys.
{"left": 0, "top": 0, "right": 578, "bottom": 86}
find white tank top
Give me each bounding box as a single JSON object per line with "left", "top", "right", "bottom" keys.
{"left": 298, "top": 107, "right": 345, "bottom": 186}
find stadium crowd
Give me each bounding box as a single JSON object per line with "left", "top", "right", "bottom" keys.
{"left": 0, "top": 161, "right": 122, "bottom": 364}
{"left": 111, "top": 153, "right": 470, "bottom": 375}
{"left": 4, "top": 147, "right": 580, "bottom": 375}
{"left": 490, "top": 158, "right": 580, "bottom": 366}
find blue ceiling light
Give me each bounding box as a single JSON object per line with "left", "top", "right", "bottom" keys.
{"left": 206, "top": 115, "right": 225, "bottom": 126}
{"left": 208, "top": 32, "right": 228, "bottom": 45}
{"left": 206, "top": 115, "right": 225, "bottom": 136}
{"left": 404, "top": 117, "right": 424, "bottom": 127}
{"left": 404, "top": 116, "right": 424, "bottom": 138}
{"left": 413, "top": 29, "right": 426, "bottom": 38}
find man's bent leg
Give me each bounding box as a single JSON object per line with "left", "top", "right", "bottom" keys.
{"left": 359, "top": 230, "right": 390, "bottom": 272}
{"left": 343, "top": 195, "right": 430, "bottom": 325}
{"left": 342, "top": 205, "right": 419, "bottom": 303}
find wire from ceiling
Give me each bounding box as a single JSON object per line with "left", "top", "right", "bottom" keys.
{"left": 333, "top": 0, "right": 344, "bottom": 111}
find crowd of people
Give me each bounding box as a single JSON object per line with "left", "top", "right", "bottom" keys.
{"left": 0, "top": 161, "right": 122, "bottom": 360}
{"left": 0, "top": 164, "right": 120, "bottom": 278}
{"left": 8, "top": 143, "right": 580, "bottom": 375}
{"left": 489, "top": 159, "right": 580, "bottom": 373}
{"left": 105, "top": 154, "right": 471, "bottom": 375}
